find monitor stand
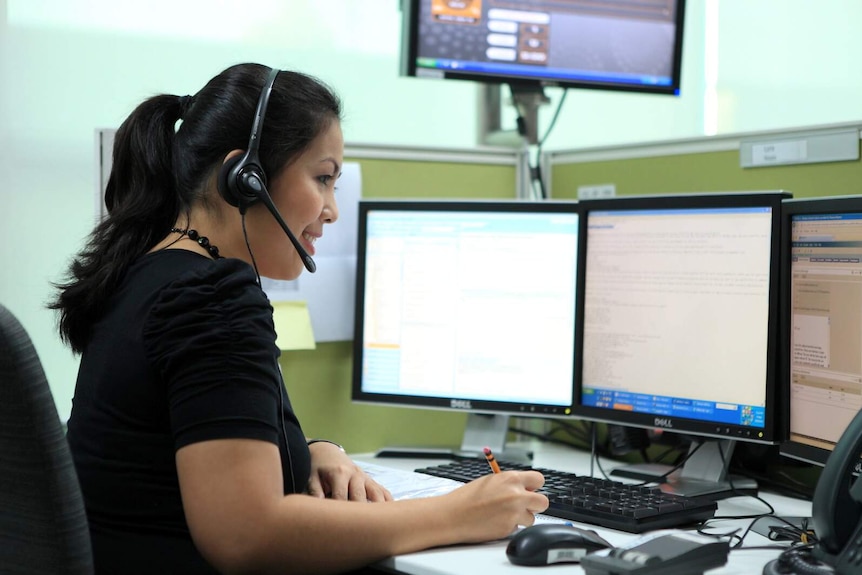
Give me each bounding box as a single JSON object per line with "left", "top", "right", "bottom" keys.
{"left": 374, "top": 413, "right": 533, "bottom": 464}
{"left": 609, "top": 439, "right": 758, "bottom": 500}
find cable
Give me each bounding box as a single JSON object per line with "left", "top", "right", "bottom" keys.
{"left": 550, "top": 420, "right": 595, "bottom": 448}
{"left": 594, "top": 447, "right": 612, "bottom": 480}
{"left": 276, "top": 368, "right": 296, "bottom": 493}
{"left": 762, "top": 544, "right": 836, "bottom": 575}
{"left": 507, "top": 84, "right": 543, "bottom": 201}
{"left": 584, "top": 422, "right": 616, "bottom": 480}
{"left": 728, "top": 462, "right": 816, "bottom": 501}
{"left": 506, "top": 426, "right": 590, "bottom": 451}
{"left": 633, "top": 440, "right": 706, "bottom": 486}
{"left": 652, "top": 443, "right": 687, "bottom": 465}
{"left": 238, "top": 211, "right": 296, "bottom": 493}
{"left": 639, "top": 448, "right": 651, "bottom": 463}
{"left": 508, "top": 84, "right": 528, "bottom": 136}
{"left": 538, "top": 88, "right": 568, "bottom": 148}
{"left": 713, "top": 441, "right": 777, "bottom": 520}
{"left": 532, "top": 88, "right": 568, "bottom": 199}
{"left": 507, "top": 84, "right": 568, "bottom": 200}
{"left": 241, "top": 212, "right": 262, "bottom": 287}
{"left": 762, "top": 517, "right": 817, "bottom": 545}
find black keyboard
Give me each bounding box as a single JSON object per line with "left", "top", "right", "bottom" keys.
{"left": 415, "top": 459, "right": 717, "bottom": 534}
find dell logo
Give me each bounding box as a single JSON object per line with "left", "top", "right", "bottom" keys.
{"left": 450, "top": 399, "right": 472, "bottom": 410}
{"left": 654, "top": 418, "right": 673, "bottom": 428}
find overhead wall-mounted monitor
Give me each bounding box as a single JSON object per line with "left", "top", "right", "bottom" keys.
{"left": 400, "top": 0, "right": 686, "bottom": 95}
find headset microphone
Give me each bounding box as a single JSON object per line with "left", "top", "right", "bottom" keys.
{"left": 217, "top": 67, "right": 317, "bottom": 273}
{"left": 241, "top": 171, "right": 317, "bottom": 273}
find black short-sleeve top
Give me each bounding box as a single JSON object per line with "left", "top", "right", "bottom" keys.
{"left": 66, "top": 250, "right": 311, "bottom": 574}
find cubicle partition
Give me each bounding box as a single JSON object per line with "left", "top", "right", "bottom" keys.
{"left": 544, "top": 122, "right": 862, "bottom": 201}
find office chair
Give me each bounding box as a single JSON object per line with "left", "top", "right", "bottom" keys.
{"left": 0, "top": 303, "right": 94, "bottom": 574}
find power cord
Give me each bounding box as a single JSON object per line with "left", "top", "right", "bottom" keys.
{"left": 241, "top": 212, "right": 262, "bottom": 288}
{"left": 765, "top": 518, "right": 817, "bottom": 545}
{"left": 506, "top": 425, "right": 592, "bottom": 451}
{"left": 507, "top": 84, "right": 568, "bottom": 199}
{"left": 608, "top": 424, "right": 651, "bottom": 459}
{"left": 532, "top": 88, "right": 568, "bottom": 199}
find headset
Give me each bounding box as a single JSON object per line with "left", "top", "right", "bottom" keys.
{"left": 216, "top": 67, "right": 317, "bottom": 273}
{"left": 216, "top": 67, "right": 311, "bottom": 494}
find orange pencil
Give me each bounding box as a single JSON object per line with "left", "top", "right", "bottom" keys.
{"left": 483, "top": 446, "right": 502, "bottom": 474}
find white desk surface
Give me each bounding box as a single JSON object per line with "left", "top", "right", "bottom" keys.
{"left": 352, "top": 442, "right": 811, "bottom": 575}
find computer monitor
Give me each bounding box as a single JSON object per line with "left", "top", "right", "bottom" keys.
{"left": 573, "top": 191, "right": 790, "bottom": 499}
{"left": 352, "top": 199, "right": 583, "bottom": 461}
{"left": 780, "top": 196, "right": 862, "bottom": 471}
{"left": 400, "top": 0, "right": 686, "bottom": 95}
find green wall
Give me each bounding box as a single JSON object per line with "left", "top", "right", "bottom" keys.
{"left": 356, "top": 157, "right": 519, "bottom": 199}
{"left": 550, "top": 149, "right": 862, "bottom": 200}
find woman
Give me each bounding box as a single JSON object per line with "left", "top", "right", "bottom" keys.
{"left": 53, "top": 63, "right": 548, "bottom": 574}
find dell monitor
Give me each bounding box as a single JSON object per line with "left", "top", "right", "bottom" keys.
{"left": 573, "top": 191, "right": 790, "bottom": 499}
{"left": 780, "top": 196, "right": 862, "bottom": 471}
{"left": 400, "top": 0, "right": 686, "bottom": 95}
{"left": 352, "top": 199, "right": 583, "bottom": 461}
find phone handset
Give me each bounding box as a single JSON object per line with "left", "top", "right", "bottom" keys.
{"left": 811, "top": 406, "right": 862, "bottom": 573}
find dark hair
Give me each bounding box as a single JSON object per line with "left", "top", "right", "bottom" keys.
{"left": 51, "top": 63, "right": 342, "bottom": 352}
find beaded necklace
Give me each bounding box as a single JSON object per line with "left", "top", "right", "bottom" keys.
{"left": 169, "top": 228, "right": 222, "bottom": 260}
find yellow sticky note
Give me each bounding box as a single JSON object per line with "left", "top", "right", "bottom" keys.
{"left": 272, "top": 301, "right": 316, "bottom": 350}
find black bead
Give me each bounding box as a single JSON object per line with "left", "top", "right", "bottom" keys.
{"left": 173, "top": 228, "right": 220, "bottom": 260}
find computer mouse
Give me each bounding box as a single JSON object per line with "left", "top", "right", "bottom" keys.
{"left": 506, "top": 523, "right": 613, "bottom": 566}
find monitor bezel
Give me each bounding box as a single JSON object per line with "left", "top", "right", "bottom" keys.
{"left": 570, "top": 191, "right": 791, "bottom": 445}
{"left": 779, "top": 195, "right": 862, "bottom": 466}
{"left": 351, "top": 198, "right": 586, "bottom": 419}
{"left": 399, "top": 0, "right": 687, "bottom": 96}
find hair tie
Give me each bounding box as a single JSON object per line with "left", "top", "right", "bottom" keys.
{"left": 177, "top": 94, "right": 194, "bottom": 118}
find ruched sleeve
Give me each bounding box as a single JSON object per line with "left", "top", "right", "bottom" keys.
{"left": 142, "top": 259, "right": 283, "bottom": 450}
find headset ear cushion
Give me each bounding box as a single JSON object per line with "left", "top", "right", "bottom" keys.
{"left": 217, "top": 154, "right": 244, "bottom": 208}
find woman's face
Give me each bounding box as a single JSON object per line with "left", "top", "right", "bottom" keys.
{"left": 247, "top": 119, "right": 343, "bottom": 280}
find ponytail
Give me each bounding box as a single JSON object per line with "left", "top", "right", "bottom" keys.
{"left": 51, "top": 95, "right": 187, "bottom": 352}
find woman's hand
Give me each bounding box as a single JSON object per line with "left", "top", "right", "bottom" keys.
{"left": 306, "top": 441, "right": 393, "bottom": 502}
{"left": 443, "top": 470, "right": 549, "bottom": 543}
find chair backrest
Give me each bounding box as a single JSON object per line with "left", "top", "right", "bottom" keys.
{"left": 0, "top": 304, "right": 94, "bottom": 574}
